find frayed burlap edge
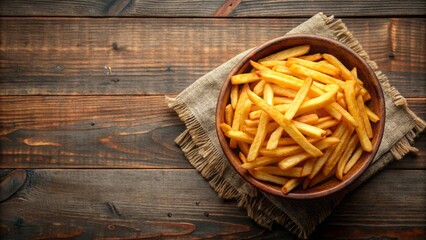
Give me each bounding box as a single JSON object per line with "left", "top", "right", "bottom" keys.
{"left": 166, "top": 13, "right": 425, "bottom": 239}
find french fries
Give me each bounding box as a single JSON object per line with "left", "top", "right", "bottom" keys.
{"left": 221, "top": 45, "right": 380, "bottom": 194}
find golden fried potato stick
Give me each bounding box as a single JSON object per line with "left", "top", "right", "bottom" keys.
{"left": 357, "top": 94, "right": 373, "bottom": 139}
{"left": 266, "top": 126, "right": 284, "bottom": 150}
{"left": 247, "top": 84, "right": 274, "bottom": 162}
{"left": 289, "top": 64, "right": 344, "bottom": 87}
{"left": 259, "top": 45, "right": 310, "bottom": 62}
{"left": 250, "top": 170, "right": 289, "bottom": 185}
{"left": 230, "top": 84, "right": 249, "bottom": 148}
{"left": 238, "top": 141, "right": 250, "bottom": 156}
{"left": 314, "top": 118, "right": 340, "bottom": 130}
{"left": 225, "top": 104, "right": 234, "bottom": 126}
{"left": 309, "top": 166, "right": 336, "bottom": 187}
{"left": 252, "top": 80, "right": 267, "bottom": 95}
{"left": 247, "top": 89, "right": 323, "bottom": 157}
{"left": 273, "top": 96, "right": 293, "bottom": 105}
{"left": 241, "top": 156, "right": 282, "bottom": 169}
{"left": 239, "top": 152, "right": 248, "bottom": 164}
{"left": 278, "top": 137, "right": 340, "bottom": 170}
{"left": 260, "top": 145, "right": 305, "bottom": 158}
{"left": 322, "top": 53, "right": 354, "bottom": 80}
{"left": 294, "top": 113, "right": 319, "bottom": 124}
{"left": 301, "top": 158, "right": 316, "bottom": 177}
{"left": 255, "top": 166, "right": 303, "bottom": 178}
{"left": 230, "top": 85, "right": 239, "bottom": 110}
{"left": 292, "top": 120, "right": 327, "bottom": 139}
{"left": 287, "top": 57, "right": 341, "bottom": 77}
{"left": 298, "top": 53, "right": 322, "bottom": 61}
{"left": 282, "top": 178, "right": 303, "bottom": 194}
{"left": 231, "top": 72, "right": 260, "bottom": 84}
{"left": 343, "top": 81, "right": 373, "bottom": 152}
{"left": 366, "top": 106, "right": 380, "bottom": 123}
{"left": 285, "top": 77, "right": 313, "bottom": 120}
{"left": 260, "top": 60, "right": 287, "bottom": 68}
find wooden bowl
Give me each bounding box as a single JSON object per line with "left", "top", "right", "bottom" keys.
{"left": 216, "top": 34, "right": 385, "bottom": 199}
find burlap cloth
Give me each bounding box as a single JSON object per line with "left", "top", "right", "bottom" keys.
{"left": 166, "top": 13, "right": 425, "bottom": 239}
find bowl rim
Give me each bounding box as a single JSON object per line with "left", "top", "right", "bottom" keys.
{"left": 215, "top": 34, "right": 385, "bottom": 199}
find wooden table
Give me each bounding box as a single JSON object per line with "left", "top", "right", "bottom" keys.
{"left": 0, "top": 1, "right": 425, "bottom": 239}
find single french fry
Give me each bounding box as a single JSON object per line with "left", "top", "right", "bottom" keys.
{"left": 220, "top": 123, "right": 232, "bottom": 133}
{"left": 243, "top": 122, "right": 279, "bottom": 136}
{"left": 247, "top": 84, "right": 274, "bottom": 162}
{"left": 270, "top": 84, "right": 298, "bottom": 98}
{"left": 282, "top": 178, "right": 302, "bottom": 194}
{"left": 294, "top": 113, "right": 319, "bottom": 125}
{"left": 244, "top": 119, "right": 259, "bottom": 127}
{"left": 247, "top": 89, "right": 323, "bottom": 157}
{"left": 285, "top": 77, "right": 313, "bottom": 120}
{"left": 289, "top": 64, "right": 344, "bottom": 87}
{"left": 329, "top": 102, "right": 358, "bottom": 128}
{"left": 343, "top": 81, "right": 372, "bottom": 152}
{"left": 255, "top": 166, "right": 302, "bottom": 178}
{"left": 266, "top": 126, "right": 284, "bottom": 150}
{"left": 366, "top": 106, "right": 380, "bottom": 123}
{"left": 273, "top": 96, "right": 293, "bottom": 105}
{"left": 309, "top": 166, "right": 336, "bottom": 187}
{"left": 259, "top": 45, "right": 310, "bottom": 62}
{"left": 239, "top": 152, "right": 248, "bottom": 164}
{"left": 252, "top": 80, "right": 266, "bottom": 96}
{"left": 301, "top": 158, "right": 316, "bottom": 177}
{"left": 343, "top": 146, "right": 364, "bottom": 174}
{"left": 309, "top": 122, "right": 346, "bottom": 179}
{"left": 231, "top": 72, "right": 260, "bottom": 84}
{"left": 260, "top": 145, "right": 305, "bottom": 158}
{"left": 241, "top": 156, "right": 282, "bottom": 169}
{"left": 225, "top": 104, "right": 234, "bottom": 126}
{"left": 292, "top": 120, "right": 327, "bottom": 139}
{"left": 272, "top": 64, "right": 294, "bottom": 75}
{"left": 250, "top": 170, "right": 288, "bottom": 186}
{"left": 336, "top": 133, "right": 359, "bottom": 180}
{"left": 224, "top": 129, "right": 254, "bottom": 144}
{"left": 278, "top": 137, "right": 340, "bottom": 170}
{"left": 298, "top": 53, "right": 322, "bottom": 61}
{"left": 315, "top": 116, "right": 334, "bottom": 124}
{"left": 322, "top": 53, "right": 353, "bottom": 80}
{"left": 230, "top": 85, "right": 239, "bottom": 110}
{"left": 357, "top": 94, "right": 373, "bottom": 139}
{"left": 260, "top": 60, "right": 287, "bottom": 68}
{"left": 250, "top": 60, "right": 269, "bottom": 70}
{"left": 238, "top": 141, "right": 250, "bottom": 156}
{"left": 287, "top": 57, "right": 341, "bottom": 77}
{"left": 314, "top": 119, "right": 340, "bottom": 130}
{"left": 230, "top": 84, "right": 249, "bottom": 148}
{"left": 323, "top": 124, "right": 355, "bottom": 176}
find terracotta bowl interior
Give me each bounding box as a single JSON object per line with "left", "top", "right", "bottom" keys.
{"left": 216, "top": 34, "right": 385, "bottom": 199}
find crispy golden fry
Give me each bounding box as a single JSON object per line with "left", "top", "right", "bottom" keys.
{"left": 247, "top": 89, "right": 324, "bottom": 157}
{"left": 261, "top": 60, "right": 287, "bottom": 68}
{"left": 282, "top": 178, "right": 302, "bottom": 194}
{"left": 309, "top": 166, "right": 336, "bottom": 187}
{"left": 287, "top": 57, "right": 341, "bottom": 77}
{"left": 259, "top": 45, "right": 310, "bottom": 62}
{"left": 357, "top": 94, "right": 373, "bottom": 139}
{"left": 239, "top": 152, "right": 248, "bottom": 164}
{"left": 243, "top": 122, "right": 279, "bottom": 136}
{"left": 255, "top": 166, "right": 302, "bottom": 178}
{"left": 366, "top": 106, "right": 380, "bottom": 123}
{"left": 230, "top": 85, "right": 239, "bottom": 110}
{"left": 329, "top": 102, "right": 357, "bottom": 128}
{"left": 266, "top": 126, "right": 284, "bottom": 150}
{"left": 230, "top": 84, "right": 249, "bottom": 148}
{"left": 298, "top": 53, "right": 322, "bottom": 61}
{"left": 260, "top": 145, "right": 305, "bottom": 158}
{"left": 270, "top": 84, "right": 298, "bottom": 98}
{"left": 292, "top": 120, "right": 327, "bottom": 139}
{"left": 250, "top": 170, "right": 288, "bottom": 185}
{"left": 322, "top": 53, "right": 354, "bottom": 80}
{"left": 241, "top": 156, "right": 282, "bottom": 169}
{"left": 278, "top": 137, "right": 340, "bottom": 170}
{"left": 343, "top": 81, "right": 372, "bottom": 152}
{"left": 224, "top": 129, "right": 254, "bottom": 144}
{"left": 250, "top": 60, "right": 269, "bottom": 70}
{"left": 323, "top": 124, "right": 355, "bottom": 176}
{"left": 285, "top": 77, "right": 313, "bottom": 120}
{"left": 231, "top": 72, "right": 260, "bottom": 84}
{"left": 315, "top": 116, "right": 334, "bottom": 124}
{"left": 252, "top": 80, "right": 266, "bottom": 96}
{"left": 244, "top": 119, "right": 259, "bottom": 127}
{"left": 294, "top": 113, "right": 319, "bottom": 124}
{"left": 289, "top": 64, "right": 344, "bottom": 87}
{"left": 301, "top": 158, "right": 316, "bottom": 177}
{"left": 314, "top": 119, "right": 340, "bottom": 130}
{"left": 225, "top": 104, "right": 234, "bottom": 126}
{"left": 238, "top": 141, "right": 250, "bottom": 156}
{"left": 336, "top": 133, "right": 359, "bottom": 180}
{"left": 343, "top": 146, "right": 364, "bottom": 174}
{"left": 247, "top": 84, "right": 274, "bottom": 162}
{"left": 273, "top": 96, "right": 293, "bottom": 105}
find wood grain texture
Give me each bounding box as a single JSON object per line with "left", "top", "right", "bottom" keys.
{"left": 0, "top": 169, "right": 424, "bottom": 239}
{"left": 0, "top": 0, "right": 425, "bottom": 17}
{"left": 0, "top": 18, "right": 424, "bottom": 96}
{"left": 0, "top": 95, "right": 424, "bottom": 169}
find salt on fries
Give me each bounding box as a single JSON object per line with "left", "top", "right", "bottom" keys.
{"left": 221, "top": 45, "right": 380, "bottom": 194}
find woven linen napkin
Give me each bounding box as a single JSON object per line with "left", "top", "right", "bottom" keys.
{"left": 167, "top": 13, "right": 425, "bottom": 239}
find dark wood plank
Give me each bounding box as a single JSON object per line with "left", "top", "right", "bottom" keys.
{"left": 0, "top": 169, "right": 424, "bottom": 239}
{"left": 0, "top": 0, "right": 425, "bottom": 17}
{"left": 0, "top": 96, "right": 424, "bottom": 169}
{"left": 0, "top": 18, "right": 424, "bottom": 97}
{"left": 0, "top": 95, "right": 190, "bottom": 168}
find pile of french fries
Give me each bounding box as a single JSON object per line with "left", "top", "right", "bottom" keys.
{"left": 220, "top": 45, "right": 380, "bottom": 194}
